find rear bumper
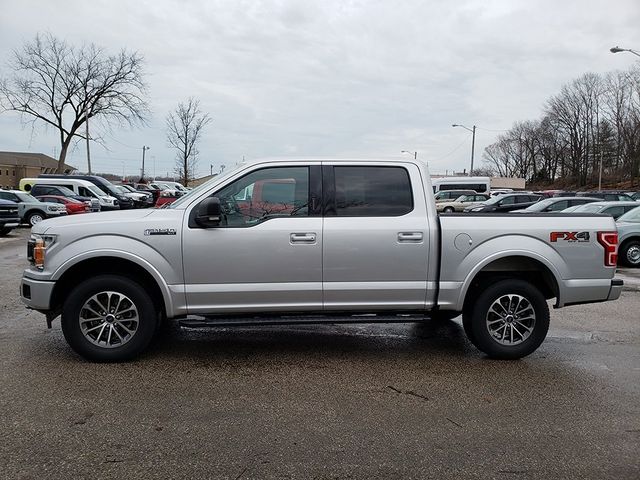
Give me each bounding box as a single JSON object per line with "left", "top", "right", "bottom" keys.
{"left": 558, "top": 277, "right": 623, "bottom": 307}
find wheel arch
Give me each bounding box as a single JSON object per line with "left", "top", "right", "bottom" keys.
{"left": 50, "top": 255, "right": 173, "bottom": 319}
{"left": 460, "top": 254, "right": 560, "bottom": 313}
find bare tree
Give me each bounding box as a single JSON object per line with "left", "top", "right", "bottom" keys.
{"left": 166, "top": 98, "right": 211, "bottom": 186}
{"left": 0, "top": 33, "right": 148, "bottom": 173}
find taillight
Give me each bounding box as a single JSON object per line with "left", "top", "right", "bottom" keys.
{"left": 597, "top": 231, "right": 618, "bottom": 267}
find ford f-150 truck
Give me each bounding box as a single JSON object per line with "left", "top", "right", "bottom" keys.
{"left": 20, "top": 158, "right": 623, "bottom": 362}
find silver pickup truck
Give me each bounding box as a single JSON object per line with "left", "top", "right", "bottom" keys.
{"left": 20, "top": 158, "right": 623, "bottom": 362}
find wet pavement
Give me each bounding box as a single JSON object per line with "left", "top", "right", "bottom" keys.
{"left": 0, "top": 228, "right": 639, "bottom": 479}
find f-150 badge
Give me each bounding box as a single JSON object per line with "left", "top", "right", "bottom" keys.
{"left": 144, "top": 228, "right": 177, "bottom": 236}
{"left": 550, "top": 231, "right": 590, "bottom": 242}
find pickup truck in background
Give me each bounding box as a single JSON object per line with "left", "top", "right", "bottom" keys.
{"left": 20, "top": 158, "right": 623, "bottom": 362}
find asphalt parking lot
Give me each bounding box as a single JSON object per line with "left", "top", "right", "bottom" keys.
{"left": 0, "top": 227, "right": 639, "bottom": 479}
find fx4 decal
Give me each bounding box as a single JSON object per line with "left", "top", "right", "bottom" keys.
{"left": 550, "top": 231, "right": 590, "bottom": 243}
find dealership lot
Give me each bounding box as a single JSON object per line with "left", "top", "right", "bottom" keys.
{"left": 0, "top": 228, "right": 638, "bottom": 479}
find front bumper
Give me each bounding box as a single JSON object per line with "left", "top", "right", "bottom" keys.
{"left": 20, "top": 275, "right": 55, "bottom": 311}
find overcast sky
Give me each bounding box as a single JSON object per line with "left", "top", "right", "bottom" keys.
{"left": 1, "top": 0, "right": 639, "bottom": 179}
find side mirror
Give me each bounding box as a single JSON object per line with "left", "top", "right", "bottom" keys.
{"left": 195, "top": 197, "right": 222, "bottom": 228}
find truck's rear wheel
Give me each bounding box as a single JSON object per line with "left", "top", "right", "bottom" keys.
{"left": 61, "top": 275, "right": 157, "bottom": 362}
{"left": 463, "top": 279, "right": 549, "bottom": 359}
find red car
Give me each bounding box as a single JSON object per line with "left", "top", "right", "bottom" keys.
{"left": 36, "top": 195, "right": 90, "bottom": 215}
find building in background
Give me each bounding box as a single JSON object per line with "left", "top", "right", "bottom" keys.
{"left": 0, "top": 152, "right": 76, "bottom": 189}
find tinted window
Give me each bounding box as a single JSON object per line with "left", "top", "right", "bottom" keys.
{"left": 547, "top": 200, "right": 568, "bottom": 211}
{"left": 0, "top": 192, "right": 17, "bottom": 202}
{"left": 214, "top": 167, "right": 309, "bottom": 227}
{"left": 498, "top": 196, "right": 516, "bottom": 205}
{"left": 334, "top": 166, "right": 413, "bottom": 216}
{"left": 604, "top": 206, "right": 624, "bottom": 217}
{"left": 515, "top": 195, "right": 531, "bottom": 204}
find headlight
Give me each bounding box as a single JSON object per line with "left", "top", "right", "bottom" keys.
{"left": 470, "top": 207, "right": 484, "bottom": 212}
{"left": 47, "top": 205, "right": 57, "bottom": 211}
{"left": 28, "top": 233, "right": 57, "bottom": 269}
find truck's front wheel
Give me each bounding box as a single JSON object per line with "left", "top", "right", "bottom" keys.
{"left": 463, "top": 279, "right": 549, "bottom": 359}
{"left": 61, "top": 275, "right": 158, "bottom": 362}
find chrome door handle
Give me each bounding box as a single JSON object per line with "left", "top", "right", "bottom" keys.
{"left": 397, "top": 232, "right": 423, "bottom": 242}
{"left": 290, "top": 232, "right": 317, "bottom": 244}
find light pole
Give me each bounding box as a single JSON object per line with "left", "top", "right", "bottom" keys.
{"left": 452, "top": 124, "right": 476, "bottom": 174}
{"left": 140, "top": 145, "right": 150, "bottom": 180}
{"left": 610, "top": 46, "right": 640, "bottom": 58}
{"left": 401, "top": 150, "right": 417, "bottom": 159}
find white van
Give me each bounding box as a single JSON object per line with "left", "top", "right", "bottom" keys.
{"left": 19, "top": 178, "right": 119, "bottom": 210}
{"left": 431, "top": 176, "right": 490, "bottom": 194}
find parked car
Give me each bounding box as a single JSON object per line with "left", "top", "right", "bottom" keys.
{"left": 626, "top": 192, "right": 640, "bottom": 201}
{"left": 20, "top": 158, "right": 622, "bottom": 362}
{"left": 0, "top": 199, "right": 20, "bottom": 236}
{"left": 155, "top": 180, "right": 188, "bottom": 194}
{"left": 154, "top": 190, "right": 181, "bottom": 208}
{"left": 35, "top": 195, "right": 90, "bottom": 215}
{"left": 616, "top": 206, "right": 640, "bottom": 267}
{"left": 562, "top": 201, "right": 640, "bottom": 220}
{"left": 0, "top": 190, "right": 67, "bottom": 226}
{"left": 433, "top": 189, "right": 477, "bottom": 203}
{"left": 39, "top": 174, "right": 134, "bottom": 209}
{"left": 20, "top": 178, "right": 118, "bottom": 210}
{"left": 511, "top": 196, "right": 600, "bottom": 213}
{"left": 576, "top": 191, "right": 635, "bottom": 201}
{"left": 125, "top": 183, "right": 162, "bottom": 204}
{"left": 437, "top": 194, "right": 490, "bottom": 213}
{"left": 150, "top": 182, "right": 184, "bottom": 197}
{"left": 27, "top": 184, "right": 100, "bottom": 211}
{"left": 464, "top": 193, "right": 542, "bottom": 212}
{"left": 489, "top": 189, "right": 514, "bottom": 196}
{"left": 113, "top": 185, "right": 153, "bottom": 208}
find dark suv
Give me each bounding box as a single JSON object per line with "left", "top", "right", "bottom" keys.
{"left": 39, "top": 174, "right": 133, "bottom": 209}
{"left": 464, "top": 193, "right": 542, "bottom": 212}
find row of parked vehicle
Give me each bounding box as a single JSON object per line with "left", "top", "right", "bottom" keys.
{"left": 0, "top": 174, "right": 189, "bottom": 236}
{"left": 434, "top": 188, "right": 640, "bottom": 267}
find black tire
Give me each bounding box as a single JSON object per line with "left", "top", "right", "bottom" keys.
{"left": 0, "top": 227, "right": 12, "bottom": 236}
{"left": 464, "top": 279, "right": 549, "bottom": 359}
{"left": 61, "top": 275, "right": 158, "bottom": 362}
{"left": 619, "top": 240, "right": 640, "bottom": 268}
{"left": 26, "top": 210, "right": 46, "bottom": 226}
{"left": 443, "top": 206, "right": 455, "bottom": 213}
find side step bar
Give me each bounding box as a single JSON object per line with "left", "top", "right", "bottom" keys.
{"left": 178, "top": 313, "right": 430, "bottom": 329}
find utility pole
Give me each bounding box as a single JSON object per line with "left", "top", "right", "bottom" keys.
{"left": 470, "top": 125, "right": 476, "bottom": 174}
{"left": 141, "top": 145, "right": 150, "bottom": 180}
{"left": 452, "top": 124, "right": 477, "bottom": 175}
{"left": 85, "top": 101, "right": 92, "bottom": 174}
{"left": 210, "top": 164, "right": 213, "bottom": 175}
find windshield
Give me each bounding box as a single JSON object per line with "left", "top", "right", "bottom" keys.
{"left": 617, "top": 205, "right": 640, "bottom": 222}
{"left": 121, "top": 185, "right": 136, "bottom": 192}
{"left": 88, "top": 184, "right": 108, "bottom": 197}
{"left": 16, "top": 192, "right": 38, "bottom": 203}
{"left": 483, "top": 195, "right": 510, "bottom": 205}
{"left": 573, "top": 204, "right": 602, "bottom": 213}
{"left": 55, "top": 186, "right": 77, "bottom": 196}
{"left": 524, "top": 199, "right": 554, "bottom": 211}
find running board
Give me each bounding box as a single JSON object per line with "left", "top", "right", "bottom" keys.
{"left": 178, "top": 313, "right": 429, "bottom": 329}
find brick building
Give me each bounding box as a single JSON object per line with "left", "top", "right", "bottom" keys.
{"left": 0, "top": 152, "right": 76, "bottom": 189}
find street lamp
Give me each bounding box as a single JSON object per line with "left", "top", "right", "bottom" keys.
{"left": 610, "top": 46, "right": 640, "bottom": 58}
{"left": 401, "top": 150, "right": 417, "bottom": 159}
{"left": 452, "top": 124, "right": 476, "bottom": 174}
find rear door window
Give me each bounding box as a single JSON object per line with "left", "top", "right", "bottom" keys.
{"left": 333, "top": 166, "right": 413, "bottom": 216}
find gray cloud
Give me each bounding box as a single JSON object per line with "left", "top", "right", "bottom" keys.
{"left": 0, "top": 0, "right": 639, "bottom": 178}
